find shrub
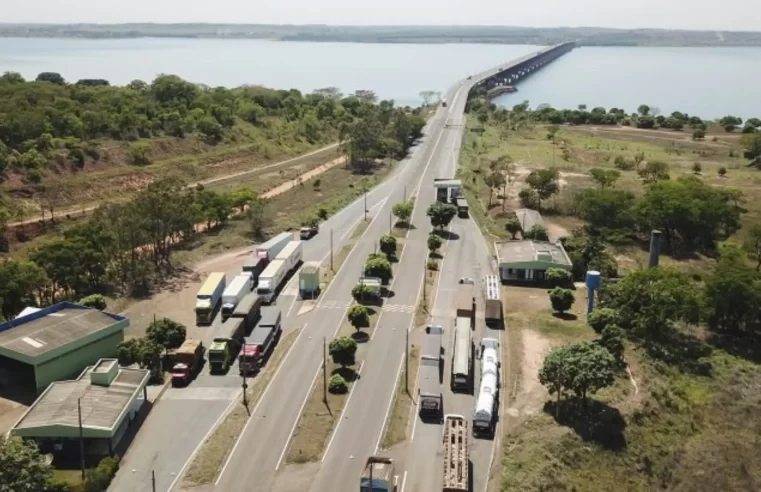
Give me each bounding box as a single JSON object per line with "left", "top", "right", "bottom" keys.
{"left": 718, "top": 167, "right": 727, "bottom": 177}
{"left": 427, "top": 259, "right": 439, "bottom": 271}
{"left": 545, "top": 268, "right": 571, "bottom": 288}
{"left": 613, "top": 155, "right": 635, "bottom": 171}
{"left": 548, "top": 287, "right": 575, "bottom": 313}
{"left": 588, "top": 307, "right": 620, "bottom": 333}
{"left": 128, "top": 142, "right": 151, "bottom": 165}
{"left": 427, "top": 233, "right": 443, "bottom": 254}
{"left": 328, "top": 374, "right": 348, "bottom": 394}
{"left": 379, "top": 234, "right": 397, "bottom": 258}
{"left": 347, "top": 304, "right": 370, "bottom": 330}
{"left": 524, "top": 225, "right": 549, "bottom": 241}
{"left": 351, "top": 284, "right": 373, "bottom": 304}
{"left": 78, "top": 294, "right": 107, "bottom": 310}
{"left": 329, "top": 336, "right": 357, "bottom": 367}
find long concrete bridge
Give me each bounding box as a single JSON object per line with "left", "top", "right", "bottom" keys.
{"left": 470, "top": 41, "right": 576, "bottom": 97}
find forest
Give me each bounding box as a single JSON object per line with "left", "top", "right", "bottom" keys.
{"left": 0, "top": 76, "right": 426, "bottom": 320}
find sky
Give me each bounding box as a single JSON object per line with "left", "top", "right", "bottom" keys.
{"left": 3, "top": 0, "right": 761, "bottom": 31}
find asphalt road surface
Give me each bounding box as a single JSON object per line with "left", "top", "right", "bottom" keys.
{"left": 212, "top": 91, "right": 467, "bottom": 492}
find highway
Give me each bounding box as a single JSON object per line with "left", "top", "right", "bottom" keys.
{"left": 110, "top": 133, "right": 421, "bottom": 492}
{"left": 211, "top": 90, "right": 465, "bottom": 492}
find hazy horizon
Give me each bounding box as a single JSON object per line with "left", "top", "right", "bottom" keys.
{"left": 3, "top": 0, "right": 759, "bottom": 32}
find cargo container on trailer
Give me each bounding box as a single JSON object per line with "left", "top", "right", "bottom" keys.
{"left": 221, "top": 272, "right": 254, "bottom": 320}
{"left": 195, "top": 272, "right": 226, "bottom": 325}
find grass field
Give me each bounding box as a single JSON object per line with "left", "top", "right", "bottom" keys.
{"left": 461, "top": 121, "right": 759, "bottom": 273}
{"left": 182, "top": 328, "right": 301, "bottom": 487}
{"left": 459, "top": 119, "right": 761, "bottom": 492}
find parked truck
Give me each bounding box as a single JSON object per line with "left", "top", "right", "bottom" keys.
{"left": 443, "top": 414, "right": 469, "bottom": 492}
{"left": 275, "top": 240, "right": 303, "bottom": 273}
{"left": 455, "top": 284, "right": 475, "bottom": 327}
{"left": 299, "top": 261, "right": 321, "bottom": 299}
{"left": 255, "top": 231, "right": 293, "bottom": 263}
{"left": 473, "top": 337, "right": 500, "bottom": 438}
{"left": 221, "top": 272, "right": 254, "bottom": 321}
{"left": 239, "top": 307, "right": 282, "bottom": 375}
{"left": 195, "top": 272, "right": 226, "bottom": 325}
{"left": 242, "top": 256, "right": 266, "bottom": 287}
{"left": 231, "top": 292, "right": 263, "bottom": 334}
{"left": 360, "top": 456, "right": 398, "bottom": 492}
{"left": 257, "top": 259, "right": 287, "bottom": 304}
{"left": 171, "top": 339, "right": 204, "bottom": 387}
{"left": 484, "top": 275, "right": 503, "bottom": 328}
{"left": 418, "top": 324, "right": 444, "bottom": 420}
{"left": 456, "top": 197, "right": 469, "bottom": 218}
{"left": 451, "top": 316, "right": 473, "bottom": 392}
{"left": 208, "top": 316, "right": 245, "bottom": 373}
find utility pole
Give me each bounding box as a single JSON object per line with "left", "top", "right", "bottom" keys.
{"left": 151, "top": 470, "right": 157, "bottom": 492}
{"left": 423, "top": 259, "right": 427, "bottom": 302}
{"left": 330, "top": 228, "right": 334, "bottom": 271}
{"left": 323, "top": 337, "right": 328, "bottom": 403}
{"left": 78, "top": 397, "right": 85, "bottom": 481}
{"left": 405, "top": 328, "right": 410, "bottom": 394}
{"left": 242, "top": 370, "right": 248, "bottom": 408}
{"left": 364, "top": 189, "right": 368, "bottom": 222}
{"left": 403, "top": 185, "right": 407, "bottom": 202}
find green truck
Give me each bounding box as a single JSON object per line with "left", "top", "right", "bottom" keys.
{"left": 299, "top": 261, "right": 321, "bottom": 299}
{"left": 208, "top": 316, "right": 245, "bottom": 373}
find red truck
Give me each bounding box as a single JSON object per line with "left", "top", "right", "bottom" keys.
{"left": 239, "top": 307, "right": 282, "bottom": 376}
{"left": 171, "top": 339, "right": 204, "bottom": 386}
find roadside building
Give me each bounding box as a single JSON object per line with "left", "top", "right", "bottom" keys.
{"left": 11, "top": 358, "right": 149, "bottom": 458}
{"left": 0, "top": 302, "right": 128, "bottom": 393}
{"left": 495, "top": 240, "right": 572, "bottom": 282}
{"left": 514, "top": 208, "right": 545, "bottom": 236}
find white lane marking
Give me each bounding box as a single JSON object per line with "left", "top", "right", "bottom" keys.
{"left": 285, "top": 294, "right": 297, "bottom": 319}
{"left": 322, "top": 361, "right": 365, "bottom": 462}
{"left": 374, "top": 351, "right": 405, "bottom": 453}
{"left": 400, "top": 470, "right": 408, "bottom": 492}
{"left": 214, "top": 322, "right": 309, "bottom": 485}
{"left": 275, "top": 358, "right": 323, "bottom": 471}
{"left": 166, "top": 388, "right": 242, "bottom": 491}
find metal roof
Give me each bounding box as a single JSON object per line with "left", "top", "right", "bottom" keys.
{"left": 13, "top": 359, "right": 149, "bottom": 438}
{"left": 494, "top": 240, "right": 572, "bottom": 268}
{"left": 0, "top": 303, "right": 126, "bottom": 364}
{"left": 514, "top": 208, "right": 545, "bottom": 233}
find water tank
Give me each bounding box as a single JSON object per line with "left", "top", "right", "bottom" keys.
{"left": 585, "top": 270, "right": 601, "bottom": 290}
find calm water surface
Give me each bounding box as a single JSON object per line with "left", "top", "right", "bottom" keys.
{"left": 1, "top": 38, "right": 760, "bottom": 119}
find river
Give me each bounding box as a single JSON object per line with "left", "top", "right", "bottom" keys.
{"left": 1, "top": 38, "right": 760, "bottom": 119}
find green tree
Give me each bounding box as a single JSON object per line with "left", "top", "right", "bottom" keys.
{"left": 427, "top": 233, "right": 443, "bottom": 255}
{"left": 518, "top": 188, "right": 539, "bottom": 208}
{"left": 546, "top": 125, "right": 560, "bottom": 142}
{"left": 589, "top": 168, "right": 620, "bottom": 188}
{"left": 426, "top": 201, "right": 457, "bottom": 230}
{"left": 129, "top": 142, "right": 151, "bottom": 165}
{"left": 351, "top": 284, "right": 373, "bottom": 304}
{"left": 692, "top": 129, "right": 706, "bottom": 141}
{"left": 117, "top": 337, "right": 162, "bottom": 377}
{"left": 379, "top": 234, "right": 397, "bottom": 258}
{"left": 538, "top": 346, "right": 570, "bottom": 407}
{"left": 392, "top": 201, "right": 413, "bottom": 225}
{"left": 484, "top": 170, "right": 506, "bottom": 208}
{"left": 719, "top": 115, "right": 742, "bottom": 132}
{"left": 587, "top": 307, "right": 620, "bottom": 334}
{"left": 79, "top": 294, "right": 107, "bottom": 310}
{"left": 504, "top": 215, "right": 521, "bottom": 239}
{"left": 637, "top": 160, "right": 670, "bottom": 184}
{"left": 36, "top": 72, "right": 66, "bottom": 85}
{"left": 576, "top": 188, "right": 637, "bottom": 233}
{"left": 743, "top": 224, "right": 761, "bottom": 270}
{"left": 247, "top": 197, "right": 269, "bottom": 240}
{"left": 637, "top": 104, "right": 650, "bottom": 116}
{"left": 347, "top": 304, "right": 370, "bottom": 331}
{"left": 563, "top": 341, "right": 616, "bottom": 405}
{"left": 228, "top": 188, "right": 257, "bottom": 213}
{"left": 329, "top": 336, "right": 357, "bottom": 368}
{"left": 548, "top": 287, "right": 575, "bottom": 314}
{"left": 704, "top": 243, "right": 761, "bottom": 336}
{"left": 598, "top": 324, "right": 626, "bottom": 369}
{"left": 524, "top": 224, "right": 549, "bottom": 241}
{"left": 146, "top": 317, "right": 187, "bottom": 355}
{"left": 525, "top": 168, "right": 560, "bottom": 210}
{"left": 0, "top": 436, "right": 52, "bottom": 491}
{"left": 613, "top": 155, "right": 635, "bottom": 171}
{"left": 691, "top": 162, "right": 702, "bottom": 174}
{"left": 364, "top": 255, "right": 392, "bottom": 284}
{"left": 740, "top": 132, "right": 761, "bottom": 161}
{"left": 0, "top": 259, "right": 49, "bottom": 319}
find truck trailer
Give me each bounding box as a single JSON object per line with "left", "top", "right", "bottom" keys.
{"left": 231, "top": 292, "right": 263, "bottom": 334}
{"left": 242, "top": 257, "right": 266, "bottom": 287}
{"left": 257, "top": 259, "right": 288, "bottom": 304}
{"left": 456, "top": 197, "right": 469, "bottom": 218}
{"left": 221, "top": 272, "right": 254, "bottom": 321}
{"left": 474, "top": 337, "right": 501, "bottom": 437}
{"left": 451, "top": 317, "right": 473, "bottom": 392}
{"left": 239, "top": 307, "right": 282, "bottom": 375}
{"left": 443, "top": 414, "right": 469, "bottom": 492}
{"left": 208, "top": 316, "right": 245, "bottom": 373}
{"left": 455, "top": 284, "right": 475, "bottom": 327}
{"left": 360, "top": 456, "right": 398, "bottom": 492}
{"left": 195, "top": 272, "right": 226, "bottom": 325}
{"left": 484, "top": 275, "right": 503, "bottom": 328}
{"left": 418, "top": 324, "right": 444, "bottom": 420}
{"left": 299, "top": 261, "right": 321, "bottom": 299}
{"left": 275, "top": 240, "right": 303, "bottom": 273}
{"left": 171, "top": 339, "right": 204, "bottom": 386}
{"left": 255, "top": 232, "right": 293, "bottom": 263}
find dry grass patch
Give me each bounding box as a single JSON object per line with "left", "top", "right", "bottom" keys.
{"left": 380, "top": 346, "right": 420, "bottom": 448}
{"left": 182, "top": 327, "right": 301, "bottom": 486}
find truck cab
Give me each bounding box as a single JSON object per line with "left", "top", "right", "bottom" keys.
{"left": 171, "top": 363, "right": 193, "bottom": 386}
{"left": 208, "top": 340, "right": 231, "bottom": 373}
{"left": 360, "top": 456, "right": 398, "bottom": 492}
{"left": 299, "top": 225, "right": 319, "bottom": 239}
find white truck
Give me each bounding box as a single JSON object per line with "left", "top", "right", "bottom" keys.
{"left": 255, "top": 232, "right": 293, "bottom": 263}
{"left": 419, "top": 324, "right": 444, "bottom": 420}
{"left": 275, "top": 240, "right": 303, "bottom": 273}
{"left": 473, "top": 338, "right": 500, "bottom": 438}
{"left": 221, "top": 272, "right": 254, "bottom": 321}
{"left": 257, "top": 259, "right": 287, "bottom": 304}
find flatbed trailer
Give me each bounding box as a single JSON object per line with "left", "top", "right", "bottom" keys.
{"left": 443, "top": 414, "right": 469, "bottom": 492}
